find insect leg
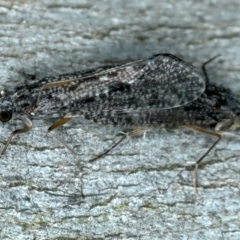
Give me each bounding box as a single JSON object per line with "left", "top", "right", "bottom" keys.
{"left": 89, "top": 127, "right": 150, "bottom": 162}
{"left": 47, "top": 117, "right": 78, "bottom": 156}
{"left": 49, "top": 117, "right": 90, "bottom": 197}
{"left": 1, "top": 115, "right": 32, "bottom": 156}
{"left": 184, "top": 125, "right": 222, "bottom": 193}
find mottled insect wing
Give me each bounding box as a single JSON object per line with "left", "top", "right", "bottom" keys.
{"left": 80, "top": 54, "right": 206, "bottom": 109}
{"left": 93, "top": 53, "right": 206, "bottom": 110}
{"left": 35, "top": 54, "right": 206, "bottom": 118}
{"left": 126, "top": 53, "right": 206, "bottom": 109}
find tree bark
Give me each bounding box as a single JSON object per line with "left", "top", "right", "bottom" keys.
{"left": 0, "top": 0, "right": 240, "bottom": 239}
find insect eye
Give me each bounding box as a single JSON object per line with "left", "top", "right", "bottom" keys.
{"left": 0, "top": 111, "right": 12, "bottom": 122}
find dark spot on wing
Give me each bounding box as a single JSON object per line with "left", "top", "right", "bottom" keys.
{"left": 108, "top": 82, "right": 131, "bottom": 93}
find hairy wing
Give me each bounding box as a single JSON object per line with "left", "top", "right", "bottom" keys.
{"left": 34, "top": 54, "right": 205, "bottom": 117}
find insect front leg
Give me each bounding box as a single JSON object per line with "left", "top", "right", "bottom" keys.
{"left": 36, "top": 79, "right": 74, "bottom": 106}
{"left": 1, "top": 115, "right": 32, "bottom": 156}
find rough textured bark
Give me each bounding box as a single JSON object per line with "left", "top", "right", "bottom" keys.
{"left": 0, "top": 0, "right": 240, "bottom": 239}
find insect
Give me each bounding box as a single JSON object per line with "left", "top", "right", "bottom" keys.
{"left": 0, "top": 53, "right": 240, "bottom": 191}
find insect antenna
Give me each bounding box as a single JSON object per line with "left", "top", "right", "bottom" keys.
{"left": 202, "top": 54, "right": 221, "bottom": 84}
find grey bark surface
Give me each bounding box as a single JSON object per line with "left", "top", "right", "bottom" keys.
{"left": 0, "top": 0, "right": 240, "bottom": 239}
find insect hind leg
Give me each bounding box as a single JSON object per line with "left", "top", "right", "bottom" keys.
{"left": 184, "top": 125, "right": 222, "bottom": 194}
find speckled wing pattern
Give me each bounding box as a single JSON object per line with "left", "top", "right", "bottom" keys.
{"left": 34, "top": 54, "right": 205, "bottom": 119}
